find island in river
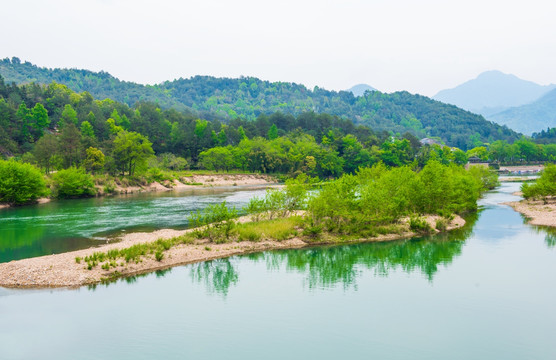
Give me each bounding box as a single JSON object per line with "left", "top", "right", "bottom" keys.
{"left": 0, "top": 214, "right": 465, "bottom": 288}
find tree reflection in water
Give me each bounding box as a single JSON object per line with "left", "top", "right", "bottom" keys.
{"left": 190, "top": 259, "right": 239, "bottom": 296}
{"left": 194, "top": 214, "right": 479, "bottom": 293}
{"left": 531, "top": 225, "right": 556, "bottom": 248}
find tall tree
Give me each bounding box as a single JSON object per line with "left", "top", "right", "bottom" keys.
{"left": 112, "top": 130, "right": 154, "bottom": 176}
{"left": 31, "top": 103, "right": 50, "bottom": 138}
{"left": 60, "top": 104, "right": 78, "bottom": 127}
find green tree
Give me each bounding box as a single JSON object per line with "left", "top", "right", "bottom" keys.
{"left": 238, "top": 126, "right": 247, "bottom": 140}
{"left": 522, "top": 163, "right": 556, "bottom": 200}
{"left": 0, "top": 159, "right": 48, "bottom": 205}
{"left": 33, "top": 134, "right": 59, "bottom": 174}
{"left": 199, "top": 147, "right": 234, "bottom": 171}
{"left": 466, "top": 146, "right": 489, "bottom": 161}
{"left": 16, "top": 102, "right": 32, "bottom": 142}
{"left": 59, "top": 122, "right": 82, "bottom": 167}
{"left": 31, "top": 103, "right": 50, "bottom": 137}
{"left": 112, "top": 130, "right": 154, "bottom": 176}
{"left": 61, "top": 104, "right": 78, "bottom": 126}
{"left": 84, "top": 147, "right": 105, "bottom": 174}
{"left": 267, "top": 124, "right": 279, "bottom": 140}
{"left": 80, "top": 121, "right": 95, "bottom": 139}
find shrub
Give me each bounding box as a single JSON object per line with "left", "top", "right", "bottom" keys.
{"left": 302, "top": 225, "right": 322, "bottom": 238}
{"left": 103, "top": 181, "right": 116, "bottom": 194}
{"left": 190, "top": 201, "right": 238, "bottom": 242}
{"left": 522, "top": 164, "right": 556, "bottom": 201}
{"left": 155, "top": 251, "right": 164, "bottom": 262}
{"left": 435, "top": 218, "right": 448, "bottom": 232}
{"left": 409, "top": 216, "right": 433, "bottom": 234}
{"left": 0, "top": 159, "right": 48, "bottom": 205}
{"left": 51, "top": 167, "right": 96, "bottom": 198}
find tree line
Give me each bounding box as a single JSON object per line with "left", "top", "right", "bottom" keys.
{"left": 1, "top": 57, "right": 522, "bottom": 150}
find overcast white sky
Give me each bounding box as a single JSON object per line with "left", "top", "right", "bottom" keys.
{"left": 2, "top": 0, "right": 556, "bottom": 96}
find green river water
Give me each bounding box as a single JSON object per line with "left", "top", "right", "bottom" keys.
{"left": 0, "top": 182, "right": 555, "bottom": 359}
{"left": 0, "top": 186, "right": 269, "bottom": 263}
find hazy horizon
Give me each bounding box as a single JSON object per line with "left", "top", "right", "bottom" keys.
{"left": 2, "top": 0, "right": 556, "bottom": 96}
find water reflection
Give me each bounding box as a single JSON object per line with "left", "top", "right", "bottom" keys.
{"left": 531, "top": 226, "right": 556, "bottom": 248}
{"left": 87, "top": 268, "right": 173, "bottom": 291}
{"left": 185, "top": 214, "right": 478, "bottom": 294}
{"left": 190, "top": 259, "right": 239, "bottom": 296}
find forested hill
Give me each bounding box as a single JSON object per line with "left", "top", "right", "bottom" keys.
{"left": 1, "top": 57, "right": 520, "bottom": 149}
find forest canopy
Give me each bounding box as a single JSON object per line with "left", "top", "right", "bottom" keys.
{"left": 0, "top": 58, "right": 521, "bottom": 150}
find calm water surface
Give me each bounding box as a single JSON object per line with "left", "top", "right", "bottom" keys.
{"left": 1, "top": 182, "right": 555, "bottom": 359}
{"left": 0, "top": 186, "right": 269, "bottom": 262}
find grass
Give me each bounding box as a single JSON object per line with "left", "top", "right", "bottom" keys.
{"left": 235, "top": 216, "right": 302, "bottom": 242}
{"left": 83, "top": 233, "right": 194, "bottom": 270}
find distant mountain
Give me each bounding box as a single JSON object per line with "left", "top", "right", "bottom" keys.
{"left": 0, "top": 57, "right": 520, "bottom": 150}
{"left": 347, "top": 84, "right": 377, "bottom": 97}
{"left": 434, "top": 70, "right": 556, "bottom": 116}
{"left": 489, "top": 89, "right": 556, "bottom": 135}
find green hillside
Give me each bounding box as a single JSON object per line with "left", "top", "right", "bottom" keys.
{"left": 1, "top": 57, "right": 520, "bottom": 150}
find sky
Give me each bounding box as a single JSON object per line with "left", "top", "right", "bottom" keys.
{"left": 2, "top": 0, "right": 556, "bottom": 96}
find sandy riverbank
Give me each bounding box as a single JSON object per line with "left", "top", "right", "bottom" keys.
{"left": 504, "top": 198, "right": 556, "bottom": 227}
{"left": 0, "top": 214, "right": 464, "bottom": 289}
{"left": 499, "top": 165, "right": 544, "bottom": 173}
{"left": 0, "top": 174, "right": 277, "bottom": 209}
{"left": 109, "top": 174, "right": 277, "bottom": 194}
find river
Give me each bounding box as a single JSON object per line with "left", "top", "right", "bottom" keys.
{"left": 0, "top": 182, "right": 555, "bottom": 359}
{"left": 0, "top": 186, "right": 270, "bottom": 263}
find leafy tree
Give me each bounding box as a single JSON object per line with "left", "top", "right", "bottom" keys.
{"left": 466, "top": 146, "right": 489, "bottom": 161}
{"left": 157, "top": 153, "right": 188, "bottom": 170}
{"left": 31, "top": 103, "right": 49, "bottom": 137}
{"left": 33, "top": 134, "right": 59, "bottom": 173}
{"left": 80, "top": 121, "right": 95, "bottom": 138}
{"left": 16, "top": 102, "right": 32, "bottom": 142}
{"left": 0, "top": 159, "right": 48, "bottom": 204}
{"left": 112, "top": 130, "right": 154, "bottom": 176}
{"left": 60, "top": 104, "right": 78, "bottom": 126}
{"left": 199, "top": 147, "right": 234, "bottom": 171}
{"left": 84, "top": 147, "right": 105, "bottom": 174}
{"left": 522, "top": 164, "right": 556, "bottom": 200}
{"left": 51, "top": 167, "right": 96, "bottom": 198}
{"left": 267, "top": 124, "right": 278, "bottom": 140}
{"left": 59, "top": 122, "right": 82, "bottom": 167}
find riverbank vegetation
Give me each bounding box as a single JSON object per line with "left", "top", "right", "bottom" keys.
{"left": 466, "top": 138, "right": 556, "bottom": 164}
{"left": 0, "top": 74, "right": 547, "bottom": 208}
{"left": 77, "top": 162, "right": 494, "bottom": 271}
{"left": 0, "top": 159, "right": 48, "bottom": 205}
{"left": 521, "top": 163, "right": 556, "bottom": 200}
{"left": 503, "top": 163, "right": 556, "bottom": 228}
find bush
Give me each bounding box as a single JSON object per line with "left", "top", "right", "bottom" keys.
{"left": 51, "top": 167, "right": 96, "bottom": 198}
{"left": 0, "top": 159, "right": 48, "bottom": 205}
{"left": 435, "top": 218, "right": 448, "bottom": 232}
{"left": 155, "top": 251, "right": 164, "bottom": 262}
{"left": 103, "top": 181, "right": 116, "bottom": 194}
{"left": 522, "top": 164, "right": 556, "bottom": 200}
{"left": 190, "top": 201, "right": 238, "bottom": 242}
{"left": 409, "top": 215, "right": 433, "bottom": 234}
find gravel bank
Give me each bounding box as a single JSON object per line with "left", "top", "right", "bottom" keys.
{"left": 0, "top": 215, "right": 465, "bottom": 289}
